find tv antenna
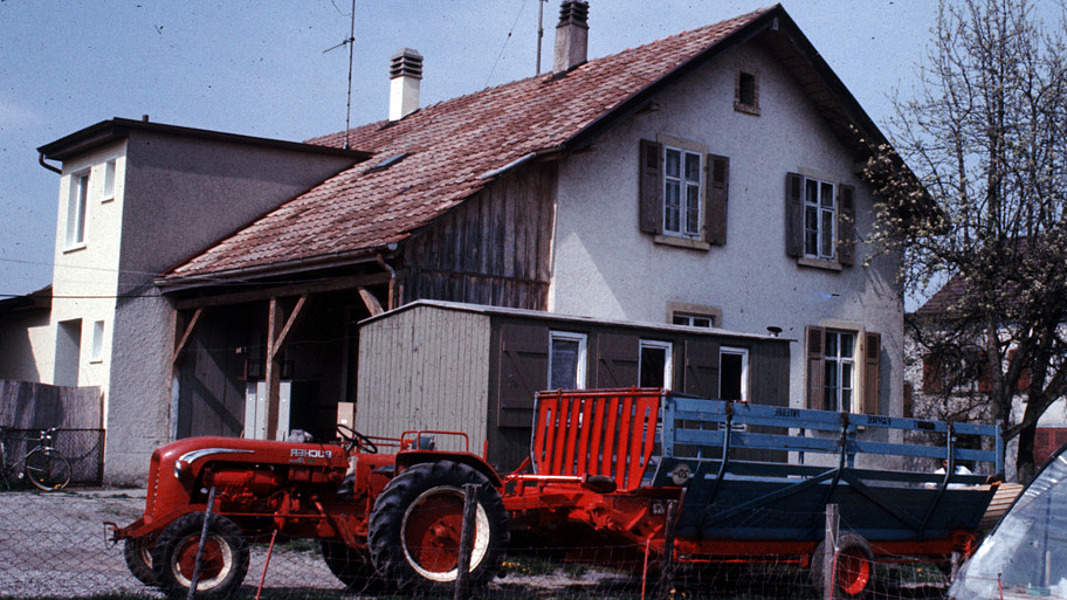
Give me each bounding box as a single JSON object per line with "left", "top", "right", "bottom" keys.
{"left": 323, "top": 0, "right": 357, "bottom": 149}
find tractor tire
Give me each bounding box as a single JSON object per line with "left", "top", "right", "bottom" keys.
{"left": 152, "top": 513, "right": 249, "bottom": 599}
{"left": 368, "top": 460, "right": 508, "bottom": 592}
{"left": 811, "top": 532, "right": 875, "bottom": 600}
{"left": 124, "top": 536, "right": 158, "bottom": 587}
{"left": 321, "top": 540, "right": 382, "bottom": 593}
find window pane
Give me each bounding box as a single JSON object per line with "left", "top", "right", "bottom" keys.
{"left": 665, "top": 149, "right": 680, "bottom": 178}
{"left": 550, "top": 338, "right": 580, "bottom": 389}
{"left": 840, "top": 333, "right": 855, "bottom": 357}
{"left": 821, "top": 182, "right": 834, "bottom": 207}
{"left": 685, "top": 185, "right": 700, "bottom": 234}
{"left": 825, "top": 331, "right": 838, "bottom": 357}
{"left": 685, "top": 153, "right": 700, "bottom": 182}
{"left": 640, "top": 345, "right": 667, "bottom": 388}
{"left": 820, "top": 209, "right": 834, "bottom": 257}
{"left": 806, "top": 179, "right": 818, "bottom": 205}
{"left": 721, "top": 353, "right": 744, "bottom": 400}
{"left": 665, "top": 182, "right": 680, "bottom": 232}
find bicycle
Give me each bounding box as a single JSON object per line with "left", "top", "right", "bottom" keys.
{"left": 0, "top": 426, "right": 72, "bottom": 491}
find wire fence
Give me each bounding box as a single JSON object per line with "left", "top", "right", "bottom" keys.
{"left": 1, "top": 428, "right": 104, "bottom": 486}
{"left": 0, "top": 487, "right": 960, "bottom": 600}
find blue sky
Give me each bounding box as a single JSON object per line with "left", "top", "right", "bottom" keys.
{"left": 0, "top": 0, "right": 939, "bottom": 298}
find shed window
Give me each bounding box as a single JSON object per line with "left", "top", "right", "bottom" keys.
{"left": 548, "top": 331, "right": 587, "bottom": 390}
{"left": 639, "top": 340, "right": 672, "bottom": 389}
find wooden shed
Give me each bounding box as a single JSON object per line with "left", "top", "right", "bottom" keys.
{"left": 355, "top": 300, "right": 792, "bottom": 471}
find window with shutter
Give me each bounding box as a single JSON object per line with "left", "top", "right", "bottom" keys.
{"left": 638, "top": 138, "right": 727, "bottom": 247}
{"left": 805, "top": 326, "right": 880, "bottom": 414}
{"left": 785, "top": 173, "right": 855, "bottom": 268}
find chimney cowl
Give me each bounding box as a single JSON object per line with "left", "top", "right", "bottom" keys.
{"left": 553, "top": 1, "right": 589, "bottom": 74}
{"left": 389, "top": 48, "right": 423, "bottom": 121}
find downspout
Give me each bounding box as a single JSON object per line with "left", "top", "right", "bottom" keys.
{"left": 39, "top": 153, "right": 62, "bottom": 175}
{"left": 376, "top": 253, "right": 397, "bottom": 310}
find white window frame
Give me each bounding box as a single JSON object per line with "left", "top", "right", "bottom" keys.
{"left": 548, "top": 331, "right": 587, "bottom": 390}
{"left": 90, "top": 320, "right": 105, "bottom": 363}
{"left": 639, "top": 339, "right": 673, "bottom": 390}
{"left": 802, "top": 176, "right": 836, "bottom": 260}
{"left": 720, "top": 346, "right": 750, "bottom": 403}
{"left": 672, "top": 312, "right": 716, "bottom": 328}
{"left": 66, "top": 170, "right": 89, "bottom": 249}
{"left": 662, "top": 145, "right": 703, "bottom": 238}
{"left": 102, "top": 159, "right": 117, "bottom": 202}
{"left": 824, "top": 330, "right": 856, "bottom": 412}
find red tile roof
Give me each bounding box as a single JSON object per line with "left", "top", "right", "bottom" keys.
{"left": 165, "top": 6, "right": 778, "bottom": 282}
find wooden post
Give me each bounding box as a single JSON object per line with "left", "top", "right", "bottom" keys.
{"left": 823, "top": 503, "right": 839, "bottom": 600}
{"left": 264, "top": 298, "right": 282, "bottom": 440}
{"left": 454, "top": 483, "right": 479, "bottom": 600}
{"left": 187, "top": 486, "right": 217, "bottom": 600}
{"left": 655, "top": 500, "right": 679, "bottom": 600}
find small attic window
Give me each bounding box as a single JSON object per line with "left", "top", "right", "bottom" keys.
{"left": 734, "top": 70, "right": 760, "bottom": 116}
{"left": 365, "top": 152, "right": 410, "bottom": 174}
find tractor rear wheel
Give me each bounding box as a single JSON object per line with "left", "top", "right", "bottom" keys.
{"left": 321, "top": 540, "right": 381, "bottom": 593}
{"left": 152, "top": 513, "right": 249, "bottom": 599}
{"left": 811, "top": 532, "right": 875, "bottom": 600}
{"left": 123, "top": 536, "right": 157, "bottom": 586}
{"left": 368, "top": 460, "right": 508, "bottom": 592}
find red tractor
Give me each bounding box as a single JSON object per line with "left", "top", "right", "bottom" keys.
{"left": 109, "top": 426, "right": 509, "bottom": 597}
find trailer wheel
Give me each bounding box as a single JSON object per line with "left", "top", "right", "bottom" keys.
{"left": 153, "top": 513, "right": 249, "bottom": 599}
{"left": 811, "top": 532, "right": 875, "bottom": 600}
{"left": 321, "top": 540, "right": 381, "bottom": 593}
{"left": 368, "top": 460, "right": 508, "bottom": 592}
{"left": 123, "top": 536, "right": 158, "bottom": 586}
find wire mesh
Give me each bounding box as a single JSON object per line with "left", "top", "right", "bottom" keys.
{"left": 0, "top": 488, "right": 962, "bottom": 600}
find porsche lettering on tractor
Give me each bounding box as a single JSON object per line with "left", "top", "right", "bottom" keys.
{"left": 110, "top": 389, "right": 1006, "bottom": 598}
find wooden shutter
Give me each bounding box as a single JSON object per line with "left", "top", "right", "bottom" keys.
{"left": 683, "top": 338, "right": 720, "bottom": 397}
{"left": 785, "top": 172, "right": 804, "bottom": 257}
{"left": 838, "top": 184, "right": 856, "bottom": 266}
{"left": 595, "top": 333, "right": 639, "bottom": 388}
{"left": 497, "top": 323, "right": 549, "bottom": 427}
{"left": 639, "top": 140, "right": 663, "bottom": 234}
{"left": 861, "top": 331, "right": 881, "bottom": 415}
{"left": 705, "top": 154, "right": 729, "bottom": 245}
{"left": 922, "top": 353, "right": 944, "bottom": 394}
{"left": 805, "top": 326, "right": 825, "bottom": 409}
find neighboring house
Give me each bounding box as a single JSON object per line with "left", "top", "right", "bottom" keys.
{"left": 905, "top": 276, "right": 1067, "bottom": 479}
{"left": 4, "top": 3, "right": 915, "bottom": 482}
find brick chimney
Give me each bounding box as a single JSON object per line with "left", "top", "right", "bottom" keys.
{"left": 553, "top": 1, "right": 589, "bottom": 74}
{"left": 389, "top": 48, "right": 423, "bottom": 121}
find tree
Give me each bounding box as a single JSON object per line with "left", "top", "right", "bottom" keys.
{"left": 865, "top": 0, "right": 1067, "bottom": 482}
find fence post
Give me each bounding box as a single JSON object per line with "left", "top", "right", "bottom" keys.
{"left": 187, "top": 486, "right": 217, "bottom": 600}
{"left": 823, "top": 503, "right": 839, "bottom": 600}
{"left": 454, "top": 483, "right": 479, "bottom": 600}
{"left": 655, "top": 500, "right": 679, "bottom": 600}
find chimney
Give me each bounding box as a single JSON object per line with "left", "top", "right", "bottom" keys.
{"left": 389, "top": 48, "right": 423, "bottom": 121}
{"left": 553, "top": 1, "right": 589, "bottom": 74}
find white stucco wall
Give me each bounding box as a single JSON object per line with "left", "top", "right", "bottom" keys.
{"left": 0, "top": 309, "right": 52, "bottom": 382}
{"left": 549, "top": 44, "right": 904, "bottom": 423}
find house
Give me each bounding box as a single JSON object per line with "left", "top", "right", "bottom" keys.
{"left": 6, "top": 3, "right": 914, "bottom": 483}
{"left": 907, "top": 275, "right": 1067, "bottom": 479}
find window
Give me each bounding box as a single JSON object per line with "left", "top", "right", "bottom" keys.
{"left": 805, "top": 326, "right": 881, "bottom": 414}
{"left": 102, "top": 159, "right": 116, "bottom": 202}
{"left": 639, "top": 340, "right": 673, "bottom": 389}
{"left": 720, "top": 347, "right": 749, "bottom": 402}
{"left": 823, "top": 331, "right": 855, "bottom": 412}
{"left": 673, "top": 313, "right": 716, "bottom": 328}
{"left": 66, "top": 171, "right": 89, "bottom": 248}
{"left": 548, "top": 331, "right": 587, "bottom": 390}
{"left": 639, "top": 138, "right": 729, "bottom": 246}
{"left": 734, "top": 70, "right": 760, "bottom": 115}
{"left": 90, "top": 320, "right": 105, "bottom": 363}
{"left": 786, "top": 173, "right": 855, "bottom": 266}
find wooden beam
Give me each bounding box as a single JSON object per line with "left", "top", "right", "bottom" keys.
{"left": 269, "top": 295, "right": 308, "bottom": 360}
{"left": 358, "top": 287, "right": 384, "bottom": 316}
{"left": 265, "top": 297, "right": 282, "bottom": 440}
{"left": 171, "top": 308, "right": 203, "bottom": 364}
{"left": 173, "top": 272, "right": 392, "bottom": 310}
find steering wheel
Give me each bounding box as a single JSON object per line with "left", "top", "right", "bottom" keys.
{"left": 336, "top": 424, "right": 378, "bottom": 454}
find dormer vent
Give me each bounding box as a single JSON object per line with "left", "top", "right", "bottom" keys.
{"left": 389, "top": 48, "right": 423, "bottom": 121}
{"left": 553, "top": 1, "right": 589, "bottom": 74}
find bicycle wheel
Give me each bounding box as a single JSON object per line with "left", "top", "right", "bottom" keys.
{"left": 25, "top": 447, "right": 72, "bottom": 491}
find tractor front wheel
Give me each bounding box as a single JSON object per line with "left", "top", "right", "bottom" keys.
{"left": 152, "top": 513, "right": 249, "bottom": 599}
{"left": 321, "top": 540, "right": 382, "bottom": 593}
{"left": 123, "top": 536, "right": 157, "bottom": 586}
{"left": 368, "top": 460, "right": 508, "bottom": 592}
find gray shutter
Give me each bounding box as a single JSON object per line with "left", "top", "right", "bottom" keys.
{"left": 862, "top": 331, "right": 881, "bottom": 415}
{"left": 595, "top": 333, "right": 639, "bottom": 388}
{"left": 639, "top": 140, "right": 663, "bottom": 234}
{"left": 683, "top": 338, "right": 720, "bottom": 397}
{"left": 838, "top": 184, "right": 856, "bottom": 266}
{"left": 805, "top": 326, "right": 825, "bottom": 410}
{"left": 705, "top": 154, "right": 729, "bottom": 245}
{"left": 786, "top": 172, "right": 804, "bottom": 257}
{"left": 497, "top": 323, "right": 549, "bottom": 427}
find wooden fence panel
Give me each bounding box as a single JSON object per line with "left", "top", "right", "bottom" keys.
{"left": 0, "top": 379, "right": 102, "bottom": 429}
